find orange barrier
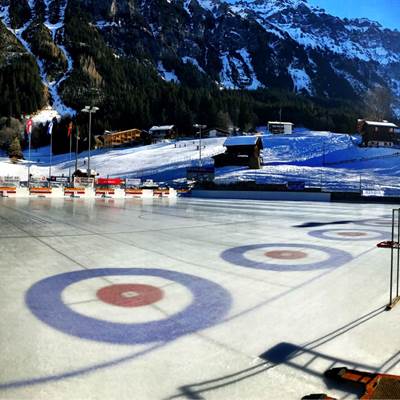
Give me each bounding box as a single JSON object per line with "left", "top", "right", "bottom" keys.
{"left": 154, "top": 189, "right": 170, "bottom": 197}
{"left": 304, "top": 367, "right": 400, "bottom": 400}
{"left": 125, "top": 189, "right": 143, "bottom": 196}
{"left": 0, "top": 187, "right": 17, "bottom": 194}
{"left": 96, "top": 189, "right": 115, "bottom": 195}
{"left": 64, "top": 187, "right": 86, "bottom": 196}
{"left": 30, "top": 187, "right": 52, "bottom": 194}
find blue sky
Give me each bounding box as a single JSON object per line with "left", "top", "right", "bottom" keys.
{"left": 307, "top": 0, "right": 400, "bottom": 30}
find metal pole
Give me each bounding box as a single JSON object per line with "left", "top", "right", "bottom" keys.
{"left": 69, "top": 130, "right": 72, "bottom": 183}
{"left": 397, "top": 209, "right": 400, "bottom": 297}
{"left": 390, "top": 209, "right": 395, "bottom": 306}
{"left": 88, "top": 111, "right": 92, "bottom": 177}
{"left": 28, "top": 129, "right": 31, "bottom": 184}
{"left": 49, "top": 128, "right": 53, "bottom": 179}
{"left": 199, "top": 126, "right": 202, "bottom": 167}
{"left": 75, "top": 127, "right": 79, "bottom": 173}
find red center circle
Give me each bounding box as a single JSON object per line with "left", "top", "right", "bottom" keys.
{"left": 337, "top": 232, "right": 368, "bottom": 237}
{"left": 96, "top": 284, "right": 163, "bottom": 308}
{"left": 265, "top": 250, "right": 308, "bottom": 260}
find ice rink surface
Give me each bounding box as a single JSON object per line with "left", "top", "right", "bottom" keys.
{"left": 0, "top": 197, "right": 399, "bottom": 399}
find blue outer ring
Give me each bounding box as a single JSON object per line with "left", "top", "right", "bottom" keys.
{"left": 221, "top": 243, "right": 352, "bottom": 271}
{"left": 308, "top": 228, "right": 389, "bottom": 241}
{"left": 26, "top": 268, "right": 232, "bottom": 345}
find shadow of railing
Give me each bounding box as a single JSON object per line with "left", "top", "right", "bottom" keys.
{"left": 167, "top": 306, "right": 389, "bottom": 399}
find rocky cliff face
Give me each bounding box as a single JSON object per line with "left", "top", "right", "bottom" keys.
{"left": 0, "top": 0, "right": 399, "bottom": 119}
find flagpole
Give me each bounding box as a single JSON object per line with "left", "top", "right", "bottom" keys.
{"left": 49, "top": 125, "right": 53, "bottom": 179}
{"left": 69, "top": 124, "right": 72, "bottom": 183}
{"left": 26, "top": 115, "right": 31, "bottom": 185}
{"left": 75, "top": 126, "right": 79, "bottom": 173}
{"left": 28, "top": 130, "right": 31, "bottom": 184}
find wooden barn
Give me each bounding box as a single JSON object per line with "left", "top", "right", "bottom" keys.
{"left": 149, "top": 125, "right": 176, "bottom": 141}
{"left": 268, "top": 121, "right": 294, "bottom": 135}
{"left": 96, "top": 128, "right": 142, "bottom": 148}
{"left": 213, "top": 136, "right": 263, "bottom": 169}
{"left": 357, "top": 119, "right": 399, "bottom": 147}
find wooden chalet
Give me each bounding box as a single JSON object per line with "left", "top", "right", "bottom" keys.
{"left": 268, "top": 121, "right": 294, "bottom": 135}
{"left": 213, "top": 136, "right": 263, "bottom": 169}
{"left": 149, "top": 125, "right": 176, "bottom": 141}
{"left": 96, "top": 128, "right": 142, "bottom": 148}
{"left": 357, "top": 119, "right": 399, "bottom": 147}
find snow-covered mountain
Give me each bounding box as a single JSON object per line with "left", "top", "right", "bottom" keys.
{"left": 1, "top": 0, "right": 399, "bottom": 120}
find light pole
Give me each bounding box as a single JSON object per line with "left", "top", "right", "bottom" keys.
{"left": 193, "top": 124, "right": 206, "bottom": 167}
{"left": 22, "top": 114, "right": 32, "bottom": 184}
{"left": 81, "top": 106, "right": 99, "bottom": 177}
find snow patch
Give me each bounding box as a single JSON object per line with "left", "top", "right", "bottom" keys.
{"left": 31, "top": 107, "right": 61, "bottom": 125}
{"left": 183, "top": 0, "right": 192, "bottom": 16}
{"left": 182, "top": 56, "right": 205, "bottom": 73}
{"left": 157, "top": 62, "right": 180, "bottom": 83}
{"left": 237, "top": 48, "right": 263, "bottom": 89}
{"left": 95, "top": 20, "right": 119, "bottom": 29}
{"left": 219, "top": 50, "right": 263, "bottom": 90}
{"left": 288, "top": 64, "right": 313, "bottom": 95}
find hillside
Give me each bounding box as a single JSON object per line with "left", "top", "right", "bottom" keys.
{"left": 1, "top": 130, "right": 400, "bottom": 194}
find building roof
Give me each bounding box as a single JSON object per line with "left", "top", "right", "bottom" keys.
{"left": 363, "top": 120, "right": 398, "bottom": 128}
{"left": 149, "top": 125, "right": 175, "bottom": 132}
{"left": 102, "top": 128, "right": 141, "bottom": 137}
{"left": 268, "top": 121, "right": 294, "bottom": 126}
{"left": 224, "top": 136, "right": 262, "bottom": 147}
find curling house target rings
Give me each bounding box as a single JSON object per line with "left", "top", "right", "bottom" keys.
{"left": 308, "top": 228, "right": 389, "bottom": 241}
{"left": 221, "top": 243, "right": 352, "bottom": 271}
{"left": 26, "top": 268, "right": 232, "bottom": 345}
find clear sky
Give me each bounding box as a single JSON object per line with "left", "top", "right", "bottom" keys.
{"left": 307, "top": 0, "right": 400, "bottom": 30}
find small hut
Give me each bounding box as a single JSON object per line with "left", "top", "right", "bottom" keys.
{"left": 268, "top": 121, "right": 294, "bottom": 135}
{"left": 213, "top": 136, "right": 263, "bottom": 169}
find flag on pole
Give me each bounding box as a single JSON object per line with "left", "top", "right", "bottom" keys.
{"left": 67, "top": 122, "right": 73, "bottom": 137}
{"left": 25, "top": 119, "right": 33, "bottom": 135}
{"left": 47, "top": 121, "right": 54, "bottom": 136}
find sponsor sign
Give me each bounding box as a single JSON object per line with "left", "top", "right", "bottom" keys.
{"left": 50, "top": 176, "right": 70, "bottom": 183}
{"left": 126, "top": 178, "right": 141, "bottom": 187}
{"left": 97, "top": 178, "right": 123, "bottom": 186}
{"left": 362, "top": 190, "right": 385, "bottom": 197}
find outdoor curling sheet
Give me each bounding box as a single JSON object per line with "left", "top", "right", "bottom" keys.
{"left": 0, "top": 197, "right": 398, "bottom": 400}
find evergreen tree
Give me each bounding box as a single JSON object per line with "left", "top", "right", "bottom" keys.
{"left": 8, "top": 136, "right": 23, "bottom": 159}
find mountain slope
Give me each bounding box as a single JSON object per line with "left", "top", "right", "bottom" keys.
{"left": 0, "top": 0, "right": 398, "bottom": 130}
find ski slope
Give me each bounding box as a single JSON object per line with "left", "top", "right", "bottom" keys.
{"left": 1, "top": 130, "right": 400, "bottom": 193}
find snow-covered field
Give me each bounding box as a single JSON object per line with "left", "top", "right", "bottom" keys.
{"left": 1, "top": 130, "right": 400, "bottom": 193}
